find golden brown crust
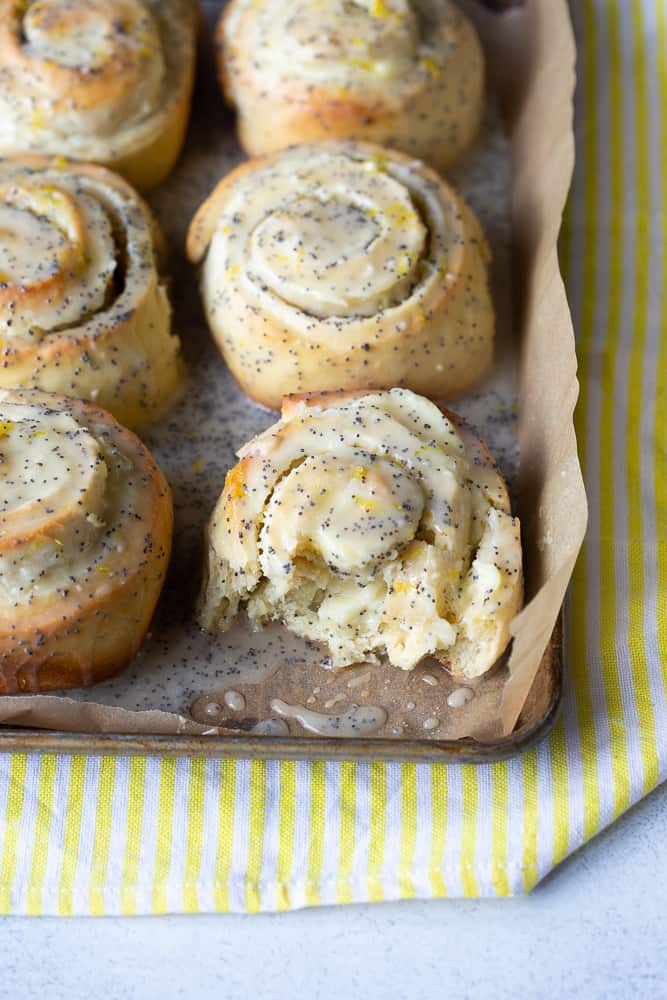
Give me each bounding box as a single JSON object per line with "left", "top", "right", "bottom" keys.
{"left": 0, "top": 0, "right": 198, "bottom": 191}
{"left": 110, "top": 77, "right": 194, "bottom": 192}
{"left": 0, "top": 1, "right": 149, "bottom": 113}
{"left": 0, "top": 155, "right": 183, "bottom": 429}
{"left": 201, "top": 388, "right": 522, "bottom": 678}
{"left": 187, "top": 142, "right": 494, "bottom": 410}
{"left": 0, "top": 389, "right": 173, "bottom": 694}
{"left": 217, "top": 0, "right": 484, "bottom": 171}
{"left": 280, "top": 387, "right": 381, "bottom": 419}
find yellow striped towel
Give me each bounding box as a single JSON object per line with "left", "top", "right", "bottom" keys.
{"left": 0, "top": 0, "right": 665, "bottom": 913}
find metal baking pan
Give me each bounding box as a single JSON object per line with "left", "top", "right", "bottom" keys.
{"left": 0, "top": 0, "right": 579, "bottom": 761}
{"left": 0, "top": 624, "right": 561, "bottom": 762}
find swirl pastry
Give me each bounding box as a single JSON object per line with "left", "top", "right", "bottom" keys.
{"left": 0, "top": 156, "right": 182, "bottom": 430}
{"left": 0, "top": 0, "right": 197, "bottom": 190}
{"left": 187, "top": 142, "right": 493, "bottom": 410}
{"left": 217, "top": 0, "right": 484, "bottom": 171}
{"left": 0, "top": 388, "right": 173, "bottom": 693}
{"left": 200, "top": 389, "right": 522, "bottom": 679}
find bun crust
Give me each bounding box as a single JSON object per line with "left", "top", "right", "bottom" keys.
{"left": 217, "top": 0, "right": 484, "bottom": 171}
{"left": 0, "top": 388, "right": 173, "bottom": 693}
{"left": 199, "top": 388, "right": 522, "bottom": 680}
{"left": 0, "top": 156, "right": 183, "bottom": 430}
{"left": 0, "top": 0, "right": 198, "bottom": 190}
{"left": 187, "top": 142, "right": 494, "bottom": 410}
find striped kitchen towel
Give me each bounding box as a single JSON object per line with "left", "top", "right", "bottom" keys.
{"left": 0, "top": 0, "right": 665, "bottom": 913}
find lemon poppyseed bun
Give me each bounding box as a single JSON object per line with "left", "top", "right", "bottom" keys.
{"left": 217, "top": 0, "right": 484, "bottom": 172}
{"left": 199, "top": 388, "right": 522, "bottom": 680}
{"left": 0, "top": 156, "right": 183, "bottom": 430}
{"left": 187, "top": 142, "right": 494, "bottom": 410}
{"left": 0, "top": 0, "right": 197, "bottom": 191}
{"left": 0, "top": 388, "right": 173, "bottom": 693}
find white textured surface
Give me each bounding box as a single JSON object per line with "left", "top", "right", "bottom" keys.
{"left": 1, "top": 780, "right": 665, "bottom": 1000}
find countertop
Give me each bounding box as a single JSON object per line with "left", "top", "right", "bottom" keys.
{"left": 2, "top": 779, "right": 665, "bottom": 1000}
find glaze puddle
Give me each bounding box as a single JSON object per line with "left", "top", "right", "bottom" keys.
{"left": 270, "top": 699, "right": 388, "bottom": 737}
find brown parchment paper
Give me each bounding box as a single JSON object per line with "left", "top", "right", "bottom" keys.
{"left": 470, "top": 0, "right": 587, "bottom": 732}
{"left": 0, "top": 0, "right": 586, "bottom": 744}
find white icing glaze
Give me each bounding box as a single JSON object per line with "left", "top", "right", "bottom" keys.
{"left": 0, "top": 0, "right": 195, "bottom": 170}
{"left": 0, "top": 158, "right": 182, "bottom": 429}
{"left": 229, "top": 0, "right": 426, "bottom": 90}
{"left": 447, "top": 687, "right": 474, "bottom": 708}
{"left": 0, "top": 393, "right": 134, "bottom": 603}
{"left": 221, "top": 0, "right": 485, "bottom": 170}
{"left": 0, "top": 385, "right": 172, "bottom": 690}
{"left": 202, "top": 388, "right": 523, "bottom": 679}
{"left": 249, "top": 182, "right": 425, "bottom": 319}
{"left": 199, "top": 146, "right": 448, "bottom": 325}
{"left": 0, "top": 183, "right": 115, "bottom": 340}
{"left": 270, "top": 698, "right": 388, "bottom": 736}
{"left": 223, "top": 689, "right": 246, "bottom": 711}
{"left": 188, "top": 141, "right": 495, "bottom": 409}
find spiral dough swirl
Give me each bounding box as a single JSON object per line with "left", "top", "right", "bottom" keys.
{"left": 188, "top": 142, "right": 494, "bottom": 410}
{"left": 0, "top": 0, "right": 197, "bottom": 190}
{"left": 0, "top": 388, "right": 173, "bottom": 693}
{"left": 0, "top": 156, "right": 182, "bottom": 430}
{"left": 200, "top": 389, "right": 522, "bottom": 679}
{"left": 218, "top": 0, "right": 484, "bottom": 170}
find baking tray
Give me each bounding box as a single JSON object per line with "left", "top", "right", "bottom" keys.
{"left": 0, "top": 0, "right": 581, "bottom": 760}
{"left": 0, "top": 623, "right": 561, "bottom": 761}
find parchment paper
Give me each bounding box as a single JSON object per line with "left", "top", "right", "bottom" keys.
{"left": 0, "top": 0, "right": 585, "bottom": 742}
